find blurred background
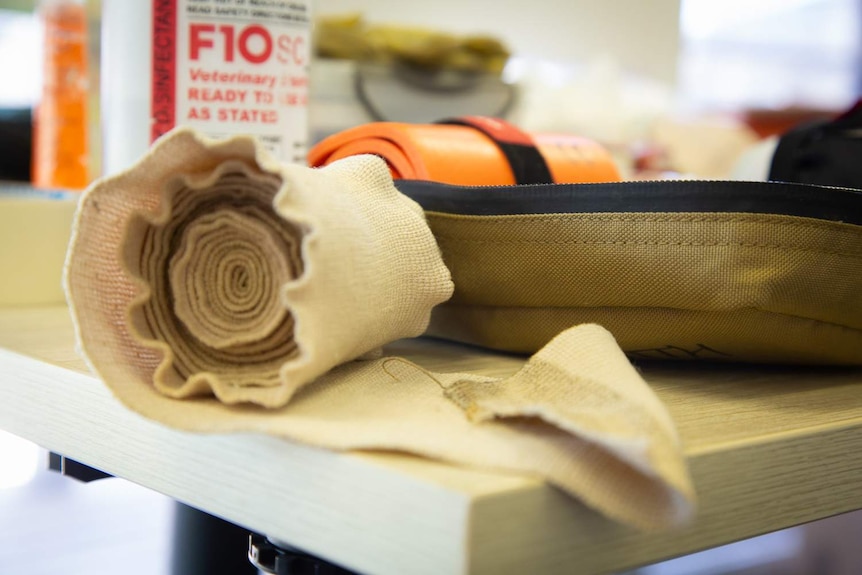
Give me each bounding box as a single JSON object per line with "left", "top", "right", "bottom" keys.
{"left": 1, "top": 0, "right": 860, "bottom": 182}
{"left": 1, "top": 0, "right": 861, "bottom": 573}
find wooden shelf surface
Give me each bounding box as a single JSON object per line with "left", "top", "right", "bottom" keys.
{"left": 1, "top": 305, "right": 861, "bottom": 574}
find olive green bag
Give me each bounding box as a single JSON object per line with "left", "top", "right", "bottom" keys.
{"left": 396, "top": 179, "right": 862, "bottom": 364}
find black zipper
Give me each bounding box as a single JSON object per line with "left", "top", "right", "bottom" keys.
{"left": 394, "top": 179, "right": 862, "bottom": 225}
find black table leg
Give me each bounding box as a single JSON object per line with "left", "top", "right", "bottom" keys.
{"left": 170, "top": 502, "right": 258, "bottom": 575}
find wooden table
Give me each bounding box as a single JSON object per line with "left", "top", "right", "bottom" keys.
{"left": 1, "top": 305, "right": 861, "bottom": 574}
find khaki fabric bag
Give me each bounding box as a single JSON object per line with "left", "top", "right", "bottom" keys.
{"left": 397, "top": 179, "right": 862, "bottom": 365}
{"left": 64, "top": 128, "right": 695, "bottom": 530}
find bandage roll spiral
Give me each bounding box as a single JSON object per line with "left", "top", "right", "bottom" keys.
{"left": 125, "top": 163, "right": 302, "bottom": 398}
{"left": 65, "top": 128, "right": 453, "bottom": 408}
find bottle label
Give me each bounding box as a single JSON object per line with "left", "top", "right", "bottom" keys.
{"left": 151, "top": 0, "right": 311, "bottom": 163}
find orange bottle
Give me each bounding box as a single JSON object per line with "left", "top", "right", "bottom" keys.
{"left": 32, "top": 0, "right": 89, "bottom": 190}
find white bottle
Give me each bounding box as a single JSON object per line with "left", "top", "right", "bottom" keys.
{"left": 101, "top": 0, "right": 311, "bottom": 175}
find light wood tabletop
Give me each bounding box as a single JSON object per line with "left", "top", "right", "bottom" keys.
{"left": 1, "top": 305, "right": 861, "bottom": 574}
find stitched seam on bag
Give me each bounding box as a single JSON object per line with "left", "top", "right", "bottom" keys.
{"left": 441, "top": 302, "right": 862, "bottom": 332}
{"left": 433, "top": 236, "right": 862, "bottom": 258}
{"left": 428, "top": 212, "right": 860, "bottom": 231}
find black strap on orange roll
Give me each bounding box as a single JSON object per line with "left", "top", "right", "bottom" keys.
{"left": 437, "top": 116, "right": 554, "bottom": 185}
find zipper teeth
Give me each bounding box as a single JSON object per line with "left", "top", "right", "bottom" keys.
{"left": 402, "top": 179, "right": 695, "bottom": 191}
{"left": 396, "top": 179, "right": 862, "bottom": 193}
{"left": 419, "top": 178, "right": 700, "bottom": 189}
{"left": 394, "top": 179, "right": 862, "bottom": 225}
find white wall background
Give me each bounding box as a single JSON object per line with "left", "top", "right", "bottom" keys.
{"left": 314, "top": 0, "right": 683, "bottom": 85}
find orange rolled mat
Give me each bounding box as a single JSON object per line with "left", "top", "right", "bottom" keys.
{"left": 308, "top": 118, "right": 621, "bottom": 185}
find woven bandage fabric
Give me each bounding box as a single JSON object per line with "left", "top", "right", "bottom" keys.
{"left": 66, "top": 128, "right": 453, "bottom": 407}
{"left": 64, "top": 128, "right": 695, "bottom": 530}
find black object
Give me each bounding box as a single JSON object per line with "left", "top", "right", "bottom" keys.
{"left": 47, "top": 453, "right": 112, "bottom": 482}
{"left": 0, "top": 107, "right": 32, "bottom": 181}
{"left": 249, "top": 534, "right": 356, "bottom": 575}
{"left": 171, "top": 502, "right": 259, "bottom": 575}
{"left": 395, "top": 178, "right": 862, "bottom": 224}
{"left": 770, "top": 100, "right": 862, "bottom": 189}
